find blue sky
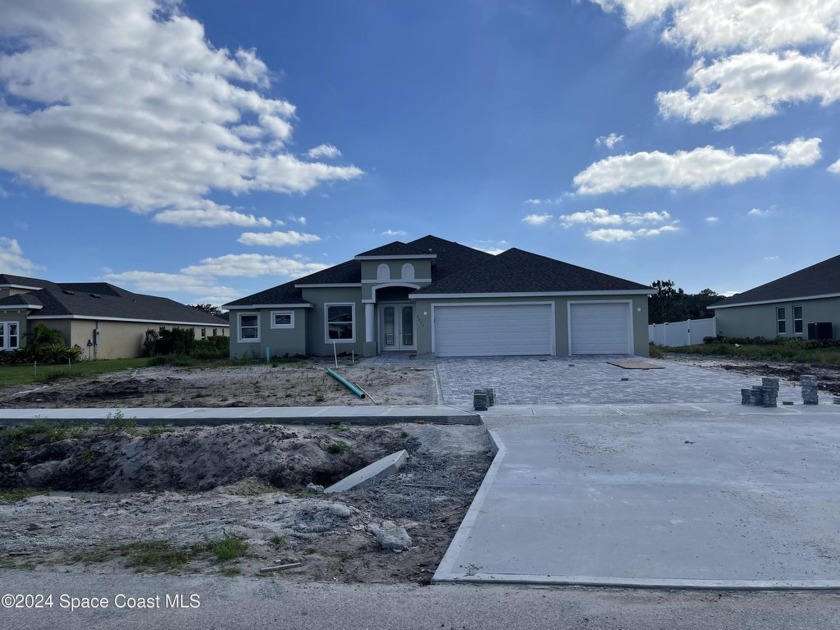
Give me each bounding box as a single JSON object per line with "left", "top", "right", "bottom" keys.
{"left": 1, "top": 0, "right": 838, "bottom": 306}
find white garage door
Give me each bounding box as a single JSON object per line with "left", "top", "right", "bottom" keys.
{"left": 569, "top": 302, "right": 631, "bottom": 355}
{"left": 434, "top": 304, "right": 553, "bottom": 357}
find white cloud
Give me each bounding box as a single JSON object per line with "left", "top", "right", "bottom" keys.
{"left": 747, "top": 208, "right": 769, "bottom": 217}
{"left": 764, "top": 255, "right": 780, "bottom": 261}
{"left": 586, "top": 225, "right": 679, "bottom": 242}
{"left": 306, "top": 144, "right": 342, "bottom": 159}
{"left": 237, "top": 230, "right": 321, "bottom": 247}
{"left": 595, "top": 133, "right": 624, "bottom": 149}
{"left": 557, "top": 209, "right": 679, "bottom": 242}
{"left": 472, "top": 240, "right": 509, "bottom": 255}
{"left": 0, "top": 237, "right": 43, "bottom": 275}
{"left": 381, "top": 229, "right": 408, "bottom": 237}
{"left": 101, "top": 270, "right": 240, "bottom": 304}
{"left": 289, "top": 216, "right": 307, "bottom": 225}
{"left": 153, "top": 201, "right": 272, "bottom": 228}
{"left": 829, "top": 159, "right": 840, "bottom": 174}
{"left": 181, "top": 254, "right": 328, "bottom": 278}
{"left": 705, "top": 216, "right": 719, "bottom": 223}
{"left": 0, "top": 0, "right": 362, "bottom": 224}
{"left": 573, "top": 140, "right": 820, "bottom": 194}
{"left": 522, "top": 213, "right": 553, "bottom": 226}
{"left": 591, "top": 1, "right": 840, "bottom": 127}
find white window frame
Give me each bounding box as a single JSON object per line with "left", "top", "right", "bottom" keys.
{"left": 0, "top": 322, "right": 20, "bottom": 350}
{"left": 377, "top": 264, "right": 391, "bottom": 281}
{"left": 776, "top": 307, "right": 787, "bottom": 335}
{"left": 324, "top": 303, "right": 356, "bottom": 343}
{"left": 271, "top": 310, "right": 295, "bottom": 329}
{"left": 793, "top": 305, "right": 803, "bottom": 335}
{"left": 238, "top": 312, "right": 260, "bottom": 343}
{"left": 401, "top": 262, "right": 415, "bottom": 280}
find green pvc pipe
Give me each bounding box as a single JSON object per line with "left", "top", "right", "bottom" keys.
{"left": 326, "top": 368, "right": 366, "bottom": 399}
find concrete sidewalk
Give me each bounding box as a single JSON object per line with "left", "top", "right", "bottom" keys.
{"left": 434, "top": 403, "right": 840, "bottom": 589}
{"left": 0, "top": 405, "right": 479, "bottom": 426}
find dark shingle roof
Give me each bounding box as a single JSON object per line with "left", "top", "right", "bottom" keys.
{"left": 294, "top": 259, "right": 361, "bottom": 285}
{"left": 223, "top": 281, "right": 309, "bottom": 308}
{"left": 407, "top": 235, "right": 494, "bottom": 281}
{"left": 0, "top": 275, "right": 228, "bottom": 326}
{"left": 413, "top": 248, "right": 651, "bottom": 294}
{"left": 355, "top": 241, "right": 428, "bottom": 258}
{"left": 711, "top": 254, "right": 840, "bottom": 308}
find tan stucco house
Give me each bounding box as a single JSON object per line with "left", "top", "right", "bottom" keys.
{"left": 224, "top": 235, "right": 651, "bottom": 359}
{"left": 0, "top": 275, "right": 229, "bottom": 359}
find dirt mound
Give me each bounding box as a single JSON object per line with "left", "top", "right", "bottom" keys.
{"left": 0, "top": 424, "right": 418, "bottom": 493}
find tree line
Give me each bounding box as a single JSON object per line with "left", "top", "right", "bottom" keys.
{"left": 648, "top": 280, "right": 723, "bottom": 325}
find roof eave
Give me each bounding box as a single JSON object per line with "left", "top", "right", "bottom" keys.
{"left": 409, "top": 289, "right": 652, "bottom": 299}
{"left": 709, "top": 292, "right": 840, "bottom": 310}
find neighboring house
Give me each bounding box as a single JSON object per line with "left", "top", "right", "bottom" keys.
{"left": 224, "top": 235, "right": 651, "bottom": 359}
{"left": 0, "top": 275, "right": 229, "bottom": 359}
{"left": 709, "top": 255, "right": 840, "bottom": 341}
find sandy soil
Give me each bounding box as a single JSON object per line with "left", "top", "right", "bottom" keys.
{"left": 663, "top": 353, "right": 840, "bottom": 396}
{"left": 0, "top": 358, "right": 438, "bottom": 408}
{"left": 0, "top": 359, "right": 493, "bottom": 584}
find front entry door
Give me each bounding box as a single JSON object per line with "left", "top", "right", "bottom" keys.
{"left": 381, "top": 304, "right": 415, "bottom": 351}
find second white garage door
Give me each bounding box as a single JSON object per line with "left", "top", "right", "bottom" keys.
{"left": 569, "top": 302, "right": 632, "bottom": 355}
{"left": 433, "top": 304, "right": 553, "bottom": 357}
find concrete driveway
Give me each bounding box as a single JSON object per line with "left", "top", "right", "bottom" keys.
{"left": 435, "top": 356, "right": 778, "bottom": 408}
{"left": 434, "top": 403, "right": 840, "bottom": 588}
{"left": 433, "top": 357, "right": 840, "bottom": 588}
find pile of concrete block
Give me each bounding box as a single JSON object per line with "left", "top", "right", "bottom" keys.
{"left": 801, "top": 375, "right": 819, "bottom": 405}
{"left": 741, "top": 377, "right": 779, "bottom": 407}
{"left": 473, "top": 388, "right": 496, "bottom": 411}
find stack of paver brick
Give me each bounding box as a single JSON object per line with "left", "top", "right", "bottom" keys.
{"left": 801, "top": 375, "right": 819, "bottom": 405}
{"left": 473, "top": 388, "right": 496, "bottom": 411}
{"left": 741, "top": 377, "right": 779, "bottom": 407}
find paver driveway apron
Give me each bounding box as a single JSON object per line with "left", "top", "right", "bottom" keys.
{"left": 433, "top": 357, "right": 840, "bottom": 588}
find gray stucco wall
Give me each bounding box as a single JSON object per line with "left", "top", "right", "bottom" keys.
{"left": 229, "top": 309, "right": 308, "bottom": 359}
{"left": 412, "top": 295, "right": 649, "bottom": 357}
{"left": 302, "top": 287, "right": 370, "bottom": 357}
{"left": 714, "top": 297, "right": 840, "bottom": 340}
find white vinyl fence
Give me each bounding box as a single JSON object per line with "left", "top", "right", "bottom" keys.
{"left": 649, "top": 317, "right": 716, "bottom": 347}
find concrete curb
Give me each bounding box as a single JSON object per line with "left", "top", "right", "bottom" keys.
{"left": 0, "top": 405, "right": 480, "bottom": 427}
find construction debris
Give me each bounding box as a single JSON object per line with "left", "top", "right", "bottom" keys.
{"left": 741, "top": 377, "right": 779, "bottom": 408}
{"left": 801, "top": 375, "right": 819, "bottom": 405}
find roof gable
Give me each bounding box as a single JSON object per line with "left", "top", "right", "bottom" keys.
{"left": 354, "top": 241, "right": 430, "bottom": 258}
{"left": 712, "top": 254, "right": 840, "bottom": 308}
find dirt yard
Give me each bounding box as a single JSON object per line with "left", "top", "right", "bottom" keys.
{"left": 0, "top": 358, "right": 438, "bottom": 408}
{"left": 0, "top": 359, "right": 492, "bottom": 584}
{"left": 664, "top": 354, "right": 840, "bottom": 396}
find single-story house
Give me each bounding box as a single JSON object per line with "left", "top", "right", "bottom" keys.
{"left": 709, "top": 254, "right": 840, "bottom": 340}
{"left": 223, "top": 235, "right": 651, "bottom": 359}
{"left": 0, "top": 274, "right": 229, "bottom": 359}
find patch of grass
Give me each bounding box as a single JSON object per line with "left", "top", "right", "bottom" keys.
{"left": 327, "top": 440, "right": 349, "bottom": 455}
{"left": 0, "top": 555, "right": 17, "bottom": 569}
{"left": 103, "top": 410, "right": 138, "bottom": 435}
{"left": 0, "top": 358, "right": 150, "bottom": 387}
{"left": 211, "top": 532, "right": 248, "bottom": 563}
{"left": 399, "top": 430, "right": 409, "bottom": 440}
{"left": 329, "top": 422, "right": 352, "bottom": 433}
{"left": 145, "top": 425, "right": 175, "bottom": 437}
{"left": 0, "top": 488, "right": 45, "bottom": 503}
{"left": 74, "top": 548, "right": 111, "bottom": 564}
{"left": 123, "top": 540, "right": 191, "bottom": 572}
{"left": 270, "top": 534, "right": 285, "bottom": 549}
{"left": 219, "top": 566, "right": 242, "bottom": 576}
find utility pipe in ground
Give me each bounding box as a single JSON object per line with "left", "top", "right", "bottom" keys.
{"left": 326, "top": 368, "right": 366, "bottom": 399}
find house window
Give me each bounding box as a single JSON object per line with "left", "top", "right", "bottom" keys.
{"left": 776, "top": 307, "right": 786, "bottom": 334}
{"left": 401, "top": 263, "right": 415, "bottom": 280}
{"left": 238, "top": 313, "right": 260, "bottom": 343}
{"left": 271, "top": 311, "right": 295, "bottom": 329}
{"left": 793, "top": 306, "right": 803, "bottom": 334}
{"left": 201, "top": 328, "right": 207, "bottom": 339}
{"left": 377, "top": 264, "right": 390, "bottom": 281}
{"left": 1, "top": 322, "right": 19, "bottom": 350}
{"left": 325, "top": 303, "right": 355, "bottom": 342}
{"left": 212, "top": 328, "right": 217, "bottom": 337}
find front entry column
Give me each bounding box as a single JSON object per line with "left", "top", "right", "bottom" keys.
{"left": 365, "top": 303, "right": 374, "bottom": 343}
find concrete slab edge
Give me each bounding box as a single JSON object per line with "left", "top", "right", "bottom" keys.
{"left": 437, "top": 574, "right": 840, "bottom": 591}
{"left": 432, "top": 428, "right": 507, "bottom": 583}
{"left": 324, "top": 449, "right": 408, "bottom": 493}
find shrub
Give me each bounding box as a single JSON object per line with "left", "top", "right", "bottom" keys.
{"left": 15, "top": 323, "right": 82, "bottom": 364}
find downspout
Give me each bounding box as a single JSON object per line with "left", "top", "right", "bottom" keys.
{"left": 326, "top": 368, "right": 366, "bottom": 399}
